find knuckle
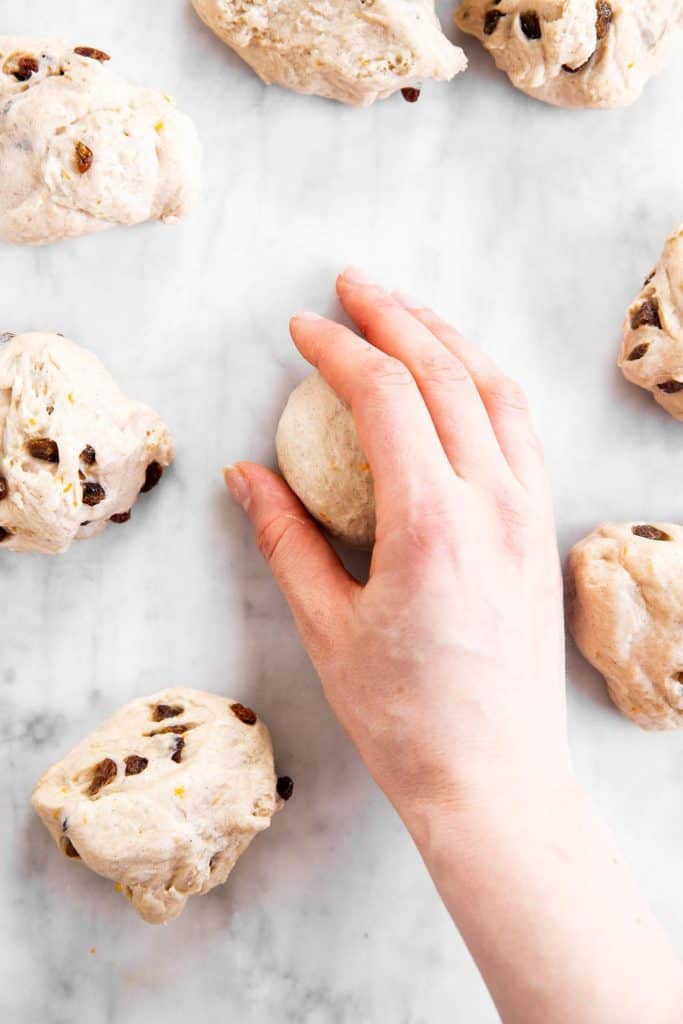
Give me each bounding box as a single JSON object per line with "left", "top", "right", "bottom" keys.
{"left": 363, "top": 352, "right": 413, "bottom": 392}
{"left": 417, "top": 353, "right": 470, "bottom": 389}
{"left": 485, "top": 375, "right": 530, "bottom": 416}
{"left": 256, "top": 512, "right": 307, "bottom": 565}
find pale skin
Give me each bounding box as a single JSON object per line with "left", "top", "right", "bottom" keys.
{"left": 225, "top": 267, "right": 683, "bottom": 1023}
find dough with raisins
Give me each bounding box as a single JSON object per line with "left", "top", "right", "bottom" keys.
{"left": 0, "top": 331, "right": 173, "bottom": 554}
{"left": 455, "top": 1, "right": 682, "bottom": 109}
{"left": 619, "top": 225, "right": 683, "bottom": 420}
{"left": 191, "top": 0, "right": 466, "bottom": 106}
{"left": 276, "top": 371, "right": 375, "bottom": 547}
{"left": 567, "top": 522, "right": 683, "bottom": 730}
{"left": 32, "top": 688, "right": 288, "bottom": 924}
{"left": 0, "top": 37, "right": 200, "bottom": 245}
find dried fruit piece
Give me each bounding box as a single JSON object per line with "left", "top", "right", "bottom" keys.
{"left": 0, "top": 527, "right": 10, "bottom": 542}
{"left": 62, "top": 838, "right": 80, "bottom": 858}
{"left": 110, "top": 510, "right": 131, "bottom": 523}
{"left": 171, "top": 736, "right": 185, "bottom": 763}
{"left": 632, "top": 525, "right": 672, "bottom": 542}
{"left": 626, "top": 343, "right": 649, "bottom": 361}
{"left": 141, "top": 461, "right": 163, "bottom": 493}
{"left": 276, "top": 776, "right": 294, "bottom": 801}
{"left": 0, "top": 476, "right": 7, "bottom": 500}
{"left": 7, "top": 54, "right": 40, "bottom": 82}
{"left": 484, "top": 9, "right": 505, "bottom": 34}
{"left": 657, "top": 381, "right": 683, "bottom": 394}
{"left": 27, "top": 438, "right": 59, "bottom": 463}
{"left": 630, "top": 297, "right": 661, "bottom": 331}
{"left": 80, "top": 445, "right": 96, "bottom": 465}
{"left": 73, "top": 46, "right": 110, "bottom": 63}
{"left": 86, "top": 757, "right": 117, "bottom": 796}
{"left": 124, "top": 755, "right": 148, "bottom": 776}
{"left": 82, "top": 482, "right": 106, "bottom": 506}
{"left": 152, "top": 703, "right": 184, "bottom": 721}
{"left": 595, "top": 1, "right": 613, "bottom": 40}
{"left": 643, "top": 269, "right": 656, "bottom": 286}
{"left": 400, "top": 87, "right": 421, "bottom": 103}
{"left": 75, "top": 140, "right": 94, "bottom": 174}
{"left": 147, "top": 724, "right": 193, "bottom": 736}
{"left": 520, "top": 12, "right": 542, "bottom": 39}
{"left": 230, "top": 703, "right": 257, "bottom": 726}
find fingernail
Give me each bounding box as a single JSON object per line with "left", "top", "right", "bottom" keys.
{"left": 340, "top": 266, "right": 373, "bottom": 286}
{"left": 392, "top": 290, "right": 424, "bottom": 310}
{"left": 291, "top": 311, "right": 323, "bottom": 321}
{"left": 224, "top": 465, "right": 250, "bottom": 510}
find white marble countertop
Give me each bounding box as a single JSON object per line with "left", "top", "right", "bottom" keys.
{"left": 2, "top": 2, "right": 683, "bottom": 1021}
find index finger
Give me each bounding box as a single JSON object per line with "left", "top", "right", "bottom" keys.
{"left": 289, "top": 312, "right": 456, "bottom": 530}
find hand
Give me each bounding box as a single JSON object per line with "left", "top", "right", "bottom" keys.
{"left": 225, "top": 267, "right": 570, "bottom": 824}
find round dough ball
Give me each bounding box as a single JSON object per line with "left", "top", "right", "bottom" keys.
{"left": 191, "top": 0, "right": 467, "bottom": 106}
{"left": 276, "top": 371, "right": 375, "bottom": 547}
{"left": 567, "top": 521, "right": 683, "bottom": 730}
{"left": 32, "top": 688, "right": 288, "bottom": 925}
{"left": 455, "top": 1, "right": 682, "bottom": 109}
{"left": 0, "top": 331, "right": 174, "bottom": 554}
{"left": 0, "top": 37, "right": 200, "bottom": 245}
{"left": 618, "top": 225, "right": 683, "bottom": 420}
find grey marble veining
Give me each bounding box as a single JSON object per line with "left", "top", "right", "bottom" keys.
{"left": 1, "top": 2, "right": 683, "bottom": 1021}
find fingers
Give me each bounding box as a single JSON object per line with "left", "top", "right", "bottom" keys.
{"left": 288, "top": 313, "right": 455, "bottom": 527}
{"left": 224, "top": 463, "right": 357, "bottom": 657}
{"left": 393, "top": 298, "right": 547, "bottom": 496}
{"left": 336, "top": 270, "right": 510, "bottom": 489}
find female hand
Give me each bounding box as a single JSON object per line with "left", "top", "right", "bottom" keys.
{"left": 225, "top": 266, "right": 569, "bottom": 823}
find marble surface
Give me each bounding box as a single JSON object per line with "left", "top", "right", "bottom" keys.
{"left": 1, "top": 3, "right": 683, "bottom": 1021}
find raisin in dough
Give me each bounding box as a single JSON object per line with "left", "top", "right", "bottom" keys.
{"left": 191, "top": 0, "right": 467, "bottom": 106}
{"left": 0, "top": 38, "right": 200, "bottom": 245}
{"left": 567, "top": 522, "right": 683, "bottom": 730}
{"left": 455, "top": 1, "right": 683, "bottom": 109}
{"left": 276, "top": 371, "right": 375, "bottom": 547}
{"left": 0, "top": 331, "right": 173, "bottom": 554}
{"left": 619, "top": 226, "right": 683, "bottom": 420}
{"left": 32, "top": 689, "right": 287, "bottom": 924}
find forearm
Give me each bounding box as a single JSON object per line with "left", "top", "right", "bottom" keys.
{"left": 401, "top": 774, "right": 683, "bottom": 1024}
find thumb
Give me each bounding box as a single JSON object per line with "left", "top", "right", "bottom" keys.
{"left": 224, "top": 462, "right": 357, "bottom": 655}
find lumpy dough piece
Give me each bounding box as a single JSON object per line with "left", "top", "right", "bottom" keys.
{"left": 618, "top": 226, "right": 683, "bottom": 421}
{"left": 191, "top": 0, "right": 467, "bottom": 106}
{"left": 32, "top": 688, "right": 286, "bottom": 924}
{"left": 276, "top": 371, "right": 375, "bottom": 547}
{"left": 0, "top": 332, "right": 174, "bottom": 554}
{"left": 0, "top": 37, "right": 200, "bottom": 245}
{"left": 455, "top": 1, "right": 683, "bottom": 109}
{"left": 567, "top": 522, "right": 683, "bottom": 730}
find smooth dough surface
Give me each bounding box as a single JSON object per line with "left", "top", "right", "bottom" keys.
{"left": 567, "top": 522, "right": 683, "bottom": 730}
{"left": 618, "top": 225, "right": 683, "bottom": 420}
{"left": 0, "top": 332, "right": 174, "bottom": 554}
{"left": 455, "top": 1, "right": 683, "bottom": 109}
{"left": 32, "top": 688, "right": 284, "bottom": 924}
{"left": 0, "top": 37, "right": 200, "bottom": 245}
{"left": 191, "top": 0, "right": 467, "bottom": 106}
{"left": 276, "top": 371, "right": 375, "bottom": 547}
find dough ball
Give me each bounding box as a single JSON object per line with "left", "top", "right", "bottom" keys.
{"left": 0, "top": 38, "right": 200, "bottom": 245}
{"left": 32, "top": 688, "right": 289, "bottom": 924}
{"left": 191, "top": 0, "right": 467, "bottom": 106}
{"left": 618, "top": 225, "right": 683, "bottom": 420}
{"left": 0, "top": 331, "right": 174, "bottom": 554}
{"left": 455, "top": 1, "right": 682, "bottom": 109}
{"left": 276, "top": 371, "right": 375, "bottom": 547}
{"left": 567, "top": 522, "right": 683, "bottom": 730}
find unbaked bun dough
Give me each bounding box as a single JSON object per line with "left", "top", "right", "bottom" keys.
{"left": 619, "top": 225, "right": 683, "bottom": 420}
{"left": 276, "top": 371, "right": 375, "bottom": 547}
{"left": 0, "top": 37, "right": 200, "bottom": 245}
{"left": 567, "top": 522, "right": 683, "bottom": 730}
{"left": 0, "top": 331, "right": 174, "bottom": 554}
{"left": 455, "top": 1, "right": 683, "bottom": 109}
{"left": 191, "top": 0, "right": 467, "bottom": 106}
{"left": 32, "top": 688, "right": 290, "bottom": 924}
